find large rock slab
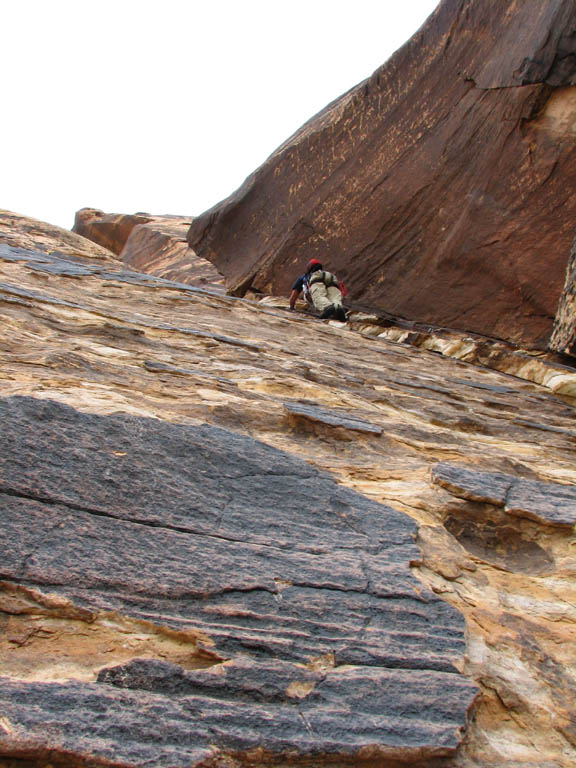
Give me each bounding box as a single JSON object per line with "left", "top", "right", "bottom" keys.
{"left": 187, "top": 0, "right": 576, "bottom": 350}
{"left": 120, "top": 218, "right": 226, "bottom": 292}
{"left": 0, "top": 396, "right": 476, "bottom": 767}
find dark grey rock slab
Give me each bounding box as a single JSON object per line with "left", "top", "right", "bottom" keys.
{"left": 0, "top": 397, "right": 477, "bottom": 766}
{"left": 0, "top": 244, "right": 51, "bottom": 261}
{"left": 0, "top": 678, "right": 215, "bottom": 767}
{"left": 512, "top": 419, "right": 576, "bottom": 439}
{"left": 0, "top": 662, "right": 473, "bottom": 765}
{"left": 431, "top": 462, "right": 514, "bottom": 506}
{"left": 506, "top": 481, "right": 576, "bottom": 527}
{"left": 448, "top": 377, "right": 520, "bottom": 395}
{"left": 285, "top": 402, "right": 384, "bottom": 436}
{"left": 28, "top": 261, "right": 98, "bottom": 277}
{"left": 432, "top": 462, "right": 576, "bottom": 527}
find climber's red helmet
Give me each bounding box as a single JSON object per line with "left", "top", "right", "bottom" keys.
{"left": 306, "top": 259, "right": 323, "bottom": 273}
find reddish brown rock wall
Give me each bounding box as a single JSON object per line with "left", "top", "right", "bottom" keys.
{"left": 121, "top": 219, "right": 226, "bottom": 293}
{"left": 187, "top": 0, "right": 576, "bottom": 350}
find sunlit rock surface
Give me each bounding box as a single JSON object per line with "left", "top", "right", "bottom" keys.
{"left": 1, "top": 209, "right": 119, "bottom": 263}
{"left": 0, "top": 212, "right": 575, "bottom": 767}
{"left": 187, "top": 0, "right": 576, "bottom": 351}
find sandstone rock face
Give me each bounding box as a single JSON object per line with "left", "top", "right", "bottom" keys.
{"left": 1, "top": 209, "right": 119, "bottom": 263}
{"left": 74, "top": 207, "right": 226, "bottom": 292}
{"left": 1, "top": 212, "right": 576, "bottom": 767}
{"left": 187, "top": 0, "right": 576, "bottom": 351}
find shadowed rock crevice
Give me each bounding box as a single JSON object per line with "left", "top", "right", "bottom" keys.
{"left": 443, "top": 516, "right": 555, "bottom": 575}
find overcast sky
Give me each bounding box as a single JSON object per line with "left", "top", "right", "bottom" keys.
{"left": 4, "top": 0, "right": 439, "bottom": 230}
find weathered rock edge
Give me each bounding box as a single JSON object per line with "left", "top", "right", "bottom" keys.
{"left": 432, "top": 462, "right": 576, "bottom": 527}
{"left": 0, "top": 396, "right": 477, "bottom": 768}
{"left": 187, "top": 0, "right": 576, "bottom": 351}
{"left": 550, "top": 231, "right": 576, "bottom": 357}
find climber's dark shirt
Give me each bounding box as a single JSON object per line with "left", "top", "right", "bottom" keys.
{"left": 292, "top": 275, "right": 306, "bottom": 292}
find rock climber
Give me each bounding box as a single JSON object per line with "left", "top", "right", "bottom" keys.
{"left": 288, "top": 259, "right": 347, "bottom": 321}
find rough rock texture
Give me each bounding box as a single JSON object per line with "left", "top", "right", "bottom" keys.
{"left": 0, "top": 396, "right": 476, "bottom": 766}
{"left": 0, "top": 209, "right": 119, "bottom": 264}
{"left": 1, "top": 212, "right": 576, "bottom": 767}
{"left": 550, "top": 233, "right": 576, "bottom": 356}
{"left": 346, "top": 310, "right": 576, "bottom": 398}
{"left": 74, "top": 207, "right": 226, "bottom": 292}
{"left": 187, "top": 0, "right": 576, "bottom": 351}
{"left": 432, "top": 463, "right": 576, "bottom": 527}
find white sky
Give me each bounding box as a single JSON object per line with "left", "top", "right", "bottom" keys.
{"left": 3, "top": 0, "right": 439, "bottom": 230}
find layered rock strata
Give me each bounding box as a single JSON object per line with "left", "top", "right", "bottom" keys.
{"left": 1, "top": 209, "right": 119, "bottom": 264}
{"left": 1, "top": 213, "right": 575, "bottom": 767}
{"left": 346, "top": 310, "right": 576, "bottom": 398}
{"left": 187, "top": 0, "right": 576, "bottom": 351}
{"left": 74, "top": 210, "right": 576, "bottom": 396}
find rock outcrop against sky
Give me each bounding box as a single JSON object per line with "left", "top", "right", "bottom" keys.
{"left": 187, "top": 0, "right": 576, "bottom": 352}
{"left": 73, "top": 207, "right": 226, "bottom": 293}
{"left": 1, "top": 210, "right": 576, "bottom": 767}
